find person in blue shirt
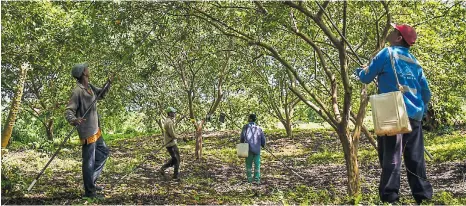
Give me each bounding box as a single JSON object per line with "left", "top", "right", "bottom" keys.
{"left": 240, "top": 114, "right": 266, "bottom": 184}
{"left": 356, "top": 23, "right": 433, "bottom": 204}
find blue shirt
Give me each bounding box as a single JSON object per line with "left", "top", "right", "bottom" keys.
{"left": 240, "top": 122, "right": 266, "bottom": 155}
{"left": 356, "top": 46, "right": 431, "bottom": 121}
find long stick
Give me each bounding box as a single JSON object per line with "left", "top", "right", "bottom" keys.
{"left": 263, "top": 147, "right": 304, "bottom": 180}
{"left": 27, "top": 81, "right": 110, "bottom": 192}
{"left": 424, "top": 148, "right": 433, "bottom": 160}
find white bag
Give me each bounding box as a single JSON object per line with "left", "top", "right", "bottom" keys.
{"left": 370, "top": 91, "right": 412, "bottom": 136}
{"left": 370, "top": 48, "right": 412, "bottom": 136}
{"left": 237, "top": 143, "right": 249, "bottom": 158}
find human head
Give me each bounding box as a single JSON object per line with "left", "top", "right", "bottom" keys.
{"left": 71, "top": 63, "right": 90, "bottom": 82}
{"left": 248, "top": 114, "right": 257, "bottom": 122}
{"left": 166, "top": 107, "right": 177, "bottom": 118}
{"left": 387, "top": 23, "right": 417, "bottom": 48}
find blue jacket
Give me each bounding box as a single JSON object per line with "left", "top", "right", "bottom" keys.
{"left": 356, "top": 46, "right": 431, "bottom": 121}
{"left": 240, "top": 122, "right": 266, "bottom": 155}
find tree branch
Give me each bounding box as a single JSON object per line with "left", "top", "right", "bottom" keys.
{"left": 253, "top": 1, "right": 268, "bottom": 14}
{"left": 287, "top": 26, "right": 340, "bottom": 121}
{"left": 412, "top": 2, "right": 461, "bottom": 27}
{"left": 214, "top": 2, "right": 255, "bottom": 10}
{"left": 289, "top": 86, "right": 337, "bottom": 130}
{"left": 284, "top": 1, "right": 341, "bottom": 47}
{"left": 352, "top": 1, "right": 391, "bottom": 141}
{"left": 191, "top": 4, "right": 339, "bottom": 129}
{"left": 206, "top": 53, "right": 228, "bottom": 117}
{"left": 350, "top": 111, "right": 377, "bottom": 150}
{"left": 342, "top": 1, "right": 347, "bottom": 40}
{"left": 316, "top": 1, "right": 330, "bottom": 19}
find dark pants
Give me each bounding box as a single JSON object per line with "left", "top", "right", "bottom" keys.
{"left": 162, "top": 145, "right": 180, "bottom": 177}
{"left": 377, "top": 119, "right": 433, "bottom": 203}
{"left": 82, "top": 136, "right": 109, "bottom": 196}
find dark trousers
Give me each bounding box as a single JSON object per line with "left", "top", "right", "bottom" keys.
{"left": 82, "top": 136, "right": 109, "bottom": 196}
{"left": 377, "top": 119, "right": 433, "bottom": 203}
{"left": 162, "top": 145, "right": 180, "bottom": 177}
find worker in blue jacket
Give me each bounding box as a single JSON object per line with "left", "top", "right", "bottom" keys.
{"left": 356, "top": 23, "right": 433, "bottom": 204}
{"left": 240, "top": 114, "right": 266, "bottom": 184}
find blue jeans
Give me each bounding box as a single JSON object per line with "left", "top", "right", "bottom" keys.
{"left": 82, "top": 136, "right": 109, "bottom": 196}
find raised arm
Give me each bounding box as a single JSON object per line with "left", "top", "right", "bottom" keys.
{"left": 89, "top": 81, "right": 111, "bottom": 100}
{"left": 356, "top": 48, "right": 389, "bottom": 84}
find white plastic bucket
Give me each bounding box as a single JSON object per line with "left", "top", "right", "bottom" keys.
{"left": 237, "top": 143, "right": 249, "bottom": 158}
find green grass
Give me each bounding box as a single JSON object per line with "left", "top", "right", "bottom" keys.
{"left": 203, "top": 148, "right": 241, "bottom": 164}
{"left": 425, "top": 131, "right": 466, "bottom": 162}
{"left": 307, "top": 150, "right": 344, "bottom": 164}
{"left": 433, "top": 191, "right": 466, "bottom": 205}
{"left": 268, "top": 185, "right": 341, "bottom": 205}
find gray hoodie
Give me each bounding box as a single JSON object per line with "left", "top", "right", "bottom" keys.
{"left": 65, "top": 82, "right": 110, "bottom": 140}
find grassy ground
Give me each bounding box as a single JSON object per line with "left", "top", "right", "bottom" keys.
{"left": 1, "top": 128, "right": 465, "bottom": 205}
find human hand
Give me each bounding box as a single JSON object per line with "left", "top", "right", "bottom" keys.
{"left": 72, "top": 118, "right": 86, "bottom": 126}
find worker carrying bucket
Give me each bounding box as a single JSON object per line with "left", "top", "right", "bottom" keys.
{"left": 239, "top": 114, "right": 266, "bottom": 184}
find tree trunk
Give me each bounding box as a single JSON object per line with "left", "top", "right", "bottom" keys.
{"left": 194, "top": 121, "right": 205, "bottom": 159}
{"left": 340, "top": 133, "right": 361, "bottom": 200}
{"left": 283, "top": 103, "right": 294, "bottom": 138}
{"left": 1, "top": 63, "right": 29, "bottom": 148}
{"left": 283, "top": 120, "right": 293, "bottom": 138}
{"left": 46, "top": 119, "right": 54, "bottom": 141}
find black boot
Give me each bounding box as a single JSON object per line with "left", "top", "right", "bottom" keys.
{"left": 172, "top": 173, "right": 180, "bottom": 181}
{"left": 159, "top": 167, "right": 166, "bottom": 176}
{"left": 83, "top": 192, "right": 104, "bottom": 199}
{"left": 95, "top": 185, "right": 103, "bottom": 191}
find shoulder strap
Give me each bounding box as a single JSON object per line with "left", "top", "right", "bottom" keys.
{"left": 244, "top": 124, "right": 258, "bottom": 143}
{"left": 387, "top": 47, "right": 404, "bottom": 92}
{"left": 243, "top": 125, "right": 249, "bottom": 143}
